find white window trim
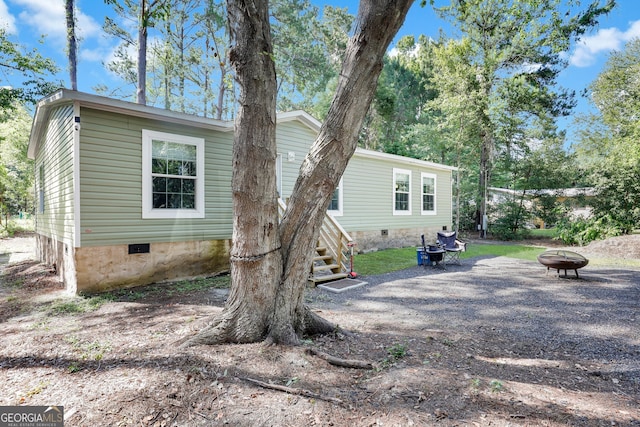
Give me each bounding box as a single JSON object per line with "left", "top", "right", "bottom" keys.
{"left": 142, "top": 129, "right": 205, "bottom": 219}
{"left": 393, "top": 168, "right": 412, "bottom": 216}
{"left": 328, "top": 178, "right": 343, "bottom": 217}
{"left": 421, "top": 172, "right": 437, "bottom": 215}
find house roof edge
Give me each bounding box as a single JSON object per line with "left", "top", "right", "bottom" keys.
{"left": 27, "top": 91, "right": 457, "bottom": 174}
{"left": 354, "top": 148, "right": 458, "bottom": 172}
{"left": 28, "top": 89, "right": 233, "bottom": 159}
{"left": 276, "top": 110, "right": 322, "bottom": 131}
{"left": 274, "top": 111, "right": 457, "bottom": 172}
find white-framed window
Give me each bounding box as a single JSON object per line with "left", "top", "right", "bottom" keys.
{"left": 421, "top": 172, "right": 437, "bottom": 215}
{"left": 328, "top": 178, "right": 343, "bottom": 216}
{"left": 393, "top": 168, "right": 411, "bottom": 215}
{"left": 142, "top": 129, "right": 205, "bottom": 219}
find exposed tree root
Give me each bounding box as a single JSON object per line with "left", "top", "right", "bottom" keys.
{"left": 303, "top": 306, "right": 342, "bottom": 335}
{"left": 305, "top": 347, "right": 374, "bottom": 370}
{"left": 181, "top": 320, "right": 228, "bottom": 348}
{"left": 182, "top": 331, "right": 224, "bottom": 348}
{"left": 183, "top": 304, "right": 348, "bottom": 347}
{"left": 242, "top": 377, "right": 343, "bottom": 405}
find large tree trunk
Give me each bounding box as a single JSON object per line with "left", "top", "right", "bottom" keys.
{"left": 188, "top": 0, "right": 280, "bottom": 345}
{"left": 478, "top": 127, "right": 491, "bottom": 237}
{"left": 137, "top": 0, "right": 148, "bottom": 105}
{"left": 477, "top": 74, "right": 493, "bottom": 238}
{"left": 65, "top": 0, "right": 77, "bottom": 91}
{"left": 186, "top": 0, "right": 414, "bottom": 347}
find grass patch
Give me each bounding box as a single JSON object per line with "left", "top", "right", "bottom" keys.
{"left": 104, "top": 274, "right": 230, "bottom": 301}
{"left": 167, "top": 275, "right": 230, "bottom": 295}
{"left": 353, "top": 239, "right": 640, "bottom": 276}
{"left": 354, "top": 247, "right": 419, "bottom": 275}
{"left": 463, "top": 243, "right": 542, "bottom": 262}
{"left": 529, "top": 228, "right": 559, "bottom": 239}
{"left": 64, "top": 336, "right": 112, "bottom": 368}
{"left": 47, "top": 294, "right": 115, "bottom": 315}
{"left": 354, "top": 243, "right": 547, "bottom": 276}
{"left": 489, "top": 379, "right": 505, "bottom": 392}
{"left": 378, "top": 342, "right": 409, "bottom": 371}
{"left": 2, "top": 277, "right": 24, "bottom": 289}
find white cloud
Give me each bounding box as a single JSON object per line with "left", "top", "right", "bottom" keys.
{"left": 14, "top": 0, "right": 66, "bottom": 45}
{"left": 570, "top": 20, "right": 640, "bottom": 67}
{"left": 79, "top": 47, "right": 106, "bottom": 63}
{"left": 388, "top": 44, "right": 420, "bottom": 58}
{"left": 522, "top": 62, "right": 543, "bottom": 73}
{"left": 76, "top": 8, "right": 102, "bottom": 41}
{"left": 11, "top": 0, "right": 103, "bottom": 48}
{"left": 79, "top": 39, "right": 126, "bottom": 66}
{"left": 624, "top": 20, "right": 640, "bottom": 40}
{"left": 0, "top": 0, "right": 17, "bottom": 34}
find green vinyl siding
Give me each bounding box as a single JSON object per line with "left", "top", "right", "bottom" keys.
{"left": 274, "top": 121, "right": 316, "bottom": 199}
{"left": 78, "top": 107, "right": 233, "bottom": 246}
{"left": 34, "top": 104, "right": 75, "bottom": 245}
{"left": 338, "top": 155, "right": 453, "bottom": 231}
{"left": 266, "top": 120, "right": 454, "bottom": 231}
{"left": 55, "top": 101, "right": 452, "bottom": 247}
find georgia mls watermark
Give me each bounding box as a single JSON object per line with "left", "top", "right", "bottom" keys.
{"left": 0, "top": 406, "right": 63, "bottom": 427}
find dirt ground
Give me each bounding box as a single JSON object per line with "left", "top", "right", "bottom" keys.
{"left": 1, "top": 233, "right": 639, "bottom": 427}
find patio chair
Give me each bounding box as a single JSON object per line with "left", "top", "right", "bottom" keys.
{"left": 436, "top": 231, "right": 467, "bottom": 265}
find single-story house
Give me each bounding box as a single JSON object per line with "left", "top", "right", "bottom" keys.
{"left": 28, "top": 90, "right": 457, "bottom": 293}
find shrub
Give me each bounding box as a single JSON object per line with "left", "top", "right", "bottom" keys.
{"left": 0, "top": 217, "right": 34, "bottom": 238}
{"left": 489, "top": 200, "right": 532, "bottom": 241}
{"left": 556, "top": 215, "right": 622, "bottom": 246}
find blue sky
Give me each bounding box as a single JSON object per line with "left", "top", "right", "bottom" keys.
{"left": 1, "top": 0, "right": 639, "bottom": 144}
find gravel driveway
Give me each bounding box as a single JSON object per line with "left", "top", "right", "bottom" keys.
{"left": 2, "top": 234, "right": 639, "bottom": 425}
{"left": 310, "top": 256, "right": 640, "bottom": 398}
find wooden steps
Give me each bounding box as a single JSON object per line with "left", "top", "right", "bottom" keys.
{"left": 277, "top": 198, "right": 354, "bottom": 287}
{"left": 309, "top": 245, "right": 348, "bottom": 285}
{"left": 309, "top": 272, "right": 349, "bottom": 285}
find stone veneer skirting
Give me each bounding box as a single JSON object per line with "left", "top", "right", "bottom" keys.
{"left": 348, "top": 226, "right": 445, "bottom": 253}
{"left": 36, "top": 226, "right": 446, "bottom": 294}
{"left": 36, "top": 235, "right": 231, "bottom": 294}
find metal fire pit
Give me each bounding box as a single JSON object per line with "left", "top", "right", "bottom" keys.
{"left": 537, "top": 249, "right": 589, "bottom": 278}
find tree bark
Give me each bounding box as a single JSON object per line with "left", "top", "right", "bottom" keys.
{"left": 65, "top": 0, "right": 77, "bottom": 91}
{"left": 137, "top": 0, "right": 148, "bottom": 105}
{"left": 187, "top": 0, "right": 279, "bottom": 346}
{"left": 275, "top": 0, "right": 414, "bottom": 344}
{"left": 187, "top": 0, "right": 414, "bottom": 347}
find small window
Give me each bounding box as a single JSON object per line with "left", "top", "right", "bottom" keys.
{"left": 142, "top": 130, "right": 205, "bottom": 219}
{"left": 328, "top": 178, "right": 343, "bottom": 216}
{"left": 393, "top": 168, "right": 411, "bottom": 215}
{"left": 421, "top": 172, "right": 436, "bottom": 215}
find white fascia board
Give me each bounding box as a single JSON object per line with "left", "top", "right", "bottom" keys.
{"left": 28, "top": 89, "right": 233, "bottom": 159}
{"left": 276, "top": 110, "right": 322, "bottom": 131}
{"left": 275, "top": 111, "right": 458, "bottom": 173}
{"left": 28, "top": 91, "right": 458, "bottom": 177}
{"left": 354, "top": 147, "right": 458, "bottom": 172}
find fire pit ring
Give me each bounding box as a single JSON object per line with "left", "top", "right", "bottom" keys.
{"left": 537, "top": 249, "right": 589, "bottom": 278}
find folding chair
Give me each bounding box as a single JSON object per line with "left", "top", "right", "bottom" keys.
{"left": 436, "top": 231, "right": 467, "bottom": 265}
